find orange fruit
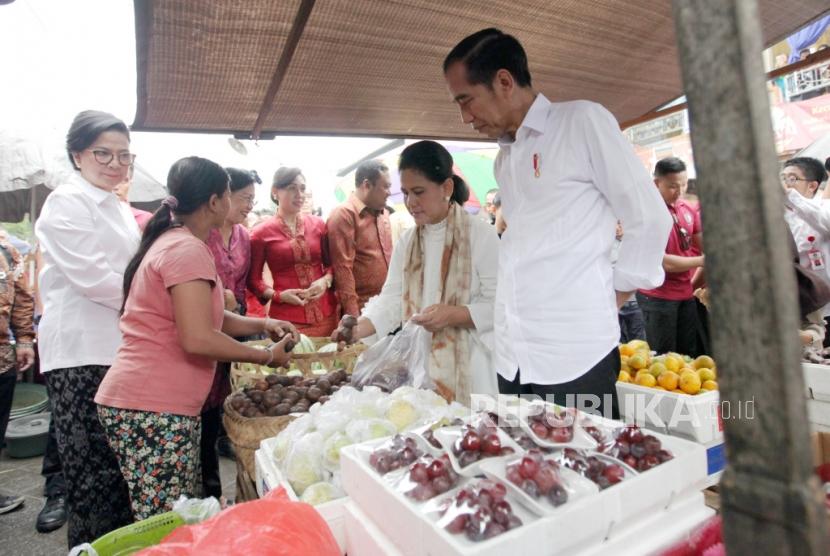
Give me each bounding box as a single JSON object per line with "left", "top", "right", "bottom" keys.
{"left": 702, "top": 380, "right": 718, "bottom": 391}
{"left": 657, "top": 370, "right": 680, "bottom": 391}
{"left": 619, "top": 344, "right": 635, "bottom": 357}
{"left": 664, "top": 355, "right": 683, "bottom": 373}
{"left": 628, "top": 353, "right": 647, "bottom": 371}
{"left": 618, "top": 370, "right": 632, "bottom": 383}
{"left": 648, "top": 362, "right": 667, "bottom": 378}
{"left": 680, "top": 370, "right": 702, "bottom": 395}
{"left": 698, "top": 368, "right": 717, "bottom": 382}
{"left": 635, "top": 373, "right": 657, "bottom": 388}
{"left": 693, "top": 355, "right": 716, "bottom": 370}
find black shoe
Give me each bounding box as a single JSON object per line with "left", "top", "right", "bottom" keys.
{"left": 36, "top": 496, "right": 66, "bottom": 533}
{"left": 0, "top": 494, "right": 25, "bottom": 514}
{"left": 216, "top": 436, "right": 236, "bottom": 460}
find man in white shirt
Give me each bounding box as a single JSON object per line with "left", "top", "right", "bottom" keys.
{"left": 444, "top": 29, "right": 672, "bottom": 417}
{"left": 782, "top": 156, "right": 830, "bottom": 343}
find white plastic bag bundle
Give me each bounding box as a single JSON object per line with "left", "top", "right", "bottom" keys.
{"left": 283, "top": 431, "right": 326, "bottom": 496}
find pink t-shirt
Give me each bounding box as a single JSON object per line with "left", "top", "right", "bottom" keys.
{"left": 96, "top": 227, "right": 225, "bottom": 416}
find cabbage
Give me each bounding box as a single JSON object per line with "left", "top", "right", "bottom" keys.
{"left": 317, "top": 342, "right": 339, "bottom": 353}
{"left": 300, "top": 482, "right": 343, "bottom": 506}
{"left": 293, "top": 334, "right": 317, "bottom": 354}
{"left": 346, "top": 418, "right": 397, "bottom": 443}
{"left": 322, "top": 431, "right": 354, "bottom": 471}
{"left": 385, "top": 399, "right": 418, "bottom": 431}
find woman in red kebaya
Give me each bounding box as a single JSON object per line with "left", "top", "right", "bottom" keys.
{"left": 248, "top": 167, "right": 337, "bottom": 336}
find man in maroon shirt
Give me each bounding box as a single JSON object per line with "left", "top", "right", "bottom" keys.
{"left": 636, "top": 157, "right": 704, "bottom": 356}
{"left": 327, "top": 160, "right": 393, "bottom": 317}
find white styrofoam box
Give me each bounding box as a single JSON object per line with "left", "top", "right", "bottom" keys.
{"left": 257, "top": 437, "right": 348, "bottom": 554}
{"left": 803, "top": 363, "right": 830, "bottom": 402}
{"left": 344, "top": 489, "right": 714, "bottom": 556}
{"left": 341, "top": 438, "right": 628, "bottom": 556}
{"left": 616, "top": 381, "right": 722, "bottom": 444}
{"left": 254, "top": 446, "right": 277, "bottom": 498}
{"left": 808, "top": 398, "right": 830, "bottom": 430}
{"left": 344, "top": 501, "right": 406, "bottom": 556}
{"left": 580, "top": 490, "right": 715, "bottom": 556}
{"left": 600, "top": 432, "right": 707, "bottom": 539}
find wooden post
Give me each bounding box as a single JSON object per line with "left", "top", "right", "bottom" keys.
{"left": 671, "top": 1, "right": 829, "bottom": 553}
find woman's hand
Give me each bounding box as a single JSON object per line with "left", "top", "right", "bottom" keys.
{"left": 279, "top": 289, "right": 308, "bottom": 306}
{"left": 264, "top": 318, "right": 300, "bottom": 343}
{"left": 410, "top": 304, "right": 463, "bottom": 333}
{"left": 330, "top": 314, "right": 359, "bottom": 345}
{"left": 265, "top": 334, "right": 295, "bottom": 368}
{"left": 303, "top": 276, "right": 330, "bottom": 301}
{"left": 223, "top": 289, "right": 238, "bottom": 311}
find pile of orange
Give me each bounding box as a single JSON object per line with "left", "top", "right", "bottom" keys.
{"left": 618, "top": 341, "right": 717, "bottom": 395}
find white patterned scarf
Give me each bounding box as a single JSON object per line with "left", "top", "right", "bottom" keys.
{"left": 401, "top": 202, "right": 473, "bottom": 404}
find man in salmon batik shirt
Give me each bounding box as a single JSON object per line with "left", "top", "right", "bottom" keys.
{"left": 327, "top": 160, "right": 393, "bottom": 317}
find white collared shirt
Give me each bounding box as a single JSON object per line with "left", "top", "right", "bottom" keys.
{"left": 35, "top": 173, "right": 141, "bottom": 372}
{"left": 784, "top": 189, "right": 830, "bottom": 316}
{"left": 494, "top": 95, "right": 671, "bottom": 384}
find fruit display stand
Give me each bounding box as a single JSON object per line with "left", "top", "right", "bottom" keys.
{"left": 338, "top": 418, "right": 710, "bottom": 556}
{"left": 803, "top": 362, "right": 830, "bottom": 432}
{"left": 256, "top": 436, "right": 349, "bottom": 553}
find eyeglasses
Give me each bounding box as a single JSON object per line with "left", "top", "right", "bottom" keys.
{"left": 87, "top": 148, "right": 136, "bottom": 167}
{"left": 780, "top": 173, "right": 809, "bottom": 186}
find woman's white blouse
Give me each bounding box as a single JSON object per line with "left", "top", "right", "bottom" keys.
{"left": 35, "top": 174, "right": 141, "bottom": 372}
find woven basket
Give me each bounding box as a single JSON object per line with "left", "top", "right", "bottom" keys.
{"left": 222, "top": 397, "right": 296, "bottom": 501}
{"left": 230, "top": 337, "right": 365, "bottom": 390}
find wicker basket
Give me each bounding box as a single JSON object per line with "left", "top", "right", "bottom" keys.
{"left": 230, "top": 337, "right": 365, "bottom": 391}
{"left": 222, "top": 397, "right": 296, "bottom": 502}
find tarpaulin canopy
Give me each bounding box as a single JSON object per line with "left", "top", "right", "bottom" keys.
{"left": 132, "top": 1, "right": 830, "bottom": 140}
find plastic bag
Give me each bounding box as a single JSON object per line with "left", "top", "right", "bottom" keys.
{"left": 172, "top": 496, "right": 221, "bottom": 524}
{"left": 137, "top": 487, "right": 340, "bottom": 555}
{"left": 352, "top": 320, "right": 433, "bottom": 392}
{"left": 283, "top": 431, "right": 326, "bottom": 496}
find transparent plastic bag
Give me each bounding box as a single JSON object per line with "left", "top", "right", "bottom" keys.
{"left": 172, "top": 496, "right": 221, "bottom": 524}
{"left": 352, "top": 320, "right": 433, "bottom": 392}
{"left": 283, "top": 431, "right": 326, "bottom": 496}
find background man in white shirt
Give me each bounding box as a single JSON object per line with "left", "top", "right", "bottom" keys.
{"left": 443, "top": 28, "right": 671, "bottom": 417}
{"left": 782, "top": 156, "right": 830, "bottom": 343}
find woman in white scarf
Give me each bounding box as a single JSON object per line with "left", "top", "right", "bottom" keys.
{"left": 341, "top": 141, "right": 499, "bottom": 404}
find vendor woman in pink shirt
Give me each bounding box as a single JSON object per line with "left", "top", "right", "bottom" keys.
{"left": 96, "top": 156, "right": 296, "bottom": 519}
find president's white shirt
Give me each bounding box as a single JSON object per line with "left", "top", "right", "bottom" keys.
{"left": 35, "top": 173, "right": 140, "bottom": 372}
{"left": 494, "top": 95, "right": 671, "bottom": 384}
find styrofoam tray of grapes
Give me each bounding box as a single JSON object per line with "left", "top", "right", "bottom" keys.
{"left": 575, "top": 413, "right": 709, "bottom": 533}
{"left": 615, "top": 381, "right": 722, "bottom": 444}
{"left": 340, "top": 438, "right": 615, "bottom": 556}
{"left": 497, "top": 404, "right": 709, "bottom": 535}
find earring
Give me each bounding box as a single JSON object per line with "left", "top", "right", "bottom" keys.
{"left": 444, "top": 196, "right": 450, "bottom": 202}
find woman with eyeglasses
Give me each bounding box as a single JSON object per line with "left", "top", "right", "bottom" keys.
{"left": 200, "top": 167, "right": 257, "bottom": 498}
{"left": 248, "top": 167, "right": 338, "bottom": 336}
{"left": 34, "top": 110, "right": 140, "bottom": 547}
